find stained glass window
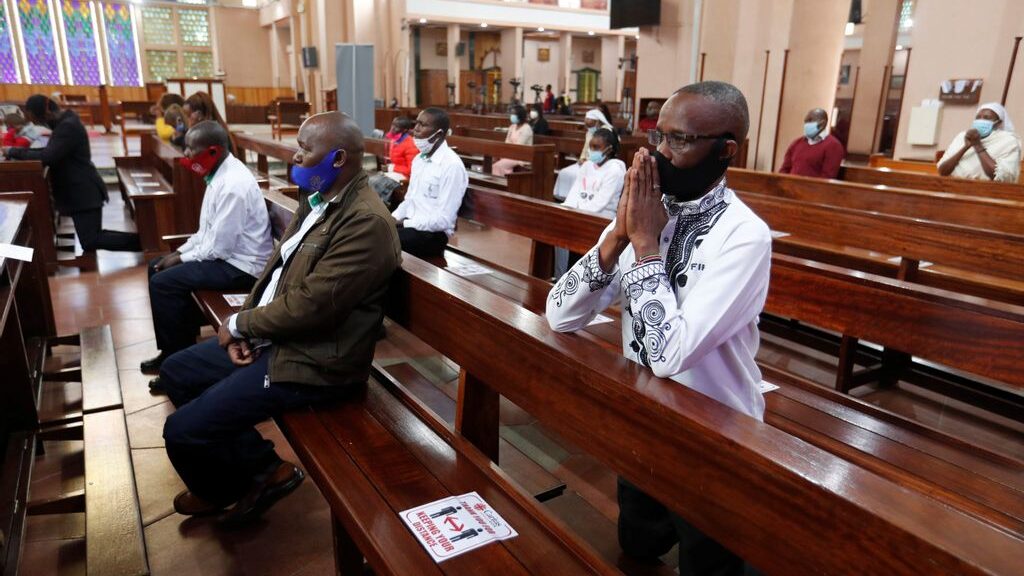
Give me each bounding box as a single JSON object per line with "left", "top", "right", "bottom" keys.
{"left": 178, "top": 8, "right": 209, "bottom": 47}
{"left": 102, "top": 2, "right": 140, "bottom": 86}
{"left": 182, "top": 50, "right": 212, "bottom": 77}
{"left": 0, "top": 1, "right": 20, "bottom": 82}
{"left": 146, "top": 48, "right": 177, "bottom": 81}
{"left": 899, "top": 0, "right": 914, "bottom": 30}
{"left": 58, "top": 0, "right": 102, "bottom": 85}
{"left": 141, "top": 5, "right": 175, "bottom": 45}
{"left": 16, "top": 0, "right": 63, "bottom": 84}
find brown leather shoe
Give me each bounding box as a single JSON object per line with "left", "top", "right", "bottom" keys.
{"left": 218, "top": 462, "right": 305, "bottom": 528}
{"left": 173, "top": 490, "right": 226, "bottom": 517}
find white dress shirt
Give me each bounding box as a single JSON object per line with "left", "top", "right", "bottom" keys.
{"left": 392, "top": 140, "right": 468, "bottom": 236}
{"left": 546, "top": 179, "right": 772, "bottom": 420}
{"left": 227, "top": 198, "right": 329, "bottom": 338}
{"left": 940, "top": 129, "right": 1021, "bottom": 183}
{"left": 178, "top": 154, "right": 273, "bottom": 277}
{"left": 562, "top": 158, "right": 626, "bottom": 219}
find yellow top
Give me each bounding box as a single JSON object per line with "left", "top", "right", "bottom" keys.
{"left": 155, "top": 117, "right": 175, "bottom": 141}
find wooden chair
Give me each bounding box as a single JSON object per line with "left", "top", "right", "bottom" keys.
{"left": 269, "top": 100, "right": 310, "bottom": 140}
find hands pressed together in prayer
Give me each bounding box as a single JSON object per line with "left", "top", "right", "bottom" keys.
{"left": 598, "top": 147, "right": 668, "bottom": 272}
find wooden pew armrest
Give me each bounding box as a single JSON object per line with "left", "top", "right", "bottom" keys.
{"left": 161, "top": 233, "right": 194, "bottom": 251}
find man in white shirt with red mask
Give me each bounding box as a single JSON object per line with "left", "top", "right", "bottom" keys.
{"left": 142, "top": 121, "right": 272, "bottom": 389}
{"left": 546, "top": 81, "right": 771, "bottom": 576}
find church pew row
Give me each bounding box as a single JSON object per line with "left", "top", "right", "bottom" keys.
{"left": 841, "top": 164, "right": 1024, "bottom": 201}
{"left": 113, "top": 133, "right": 208, "bottom": 256}
{"left": 867, "top": 153, "right": 1024, "bottom": 184}
{"left": 452, "top": 126, "right": 648, "bottom": 169}
{"left": 0, "top": 194, "right": 146, "bottom": 576}
{"left": 376, "top": 108, "right": 588, "bottom": 136}
{"left": 727, "top": 167, "right": 1024, "bottom": 235}
{"left": 0, "top": 162, "right": 60, "bottom": 275}
{"left": 194, "top": 187, "right": 1023, "bottom": 572}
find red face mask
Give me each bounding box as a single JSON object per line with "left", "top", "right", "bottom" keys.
{"left": 179, "top": 146, "right": 224, "bottom": 176}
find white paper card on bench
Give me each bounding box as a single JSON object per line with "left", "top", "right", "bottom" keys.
{"left": 446, "top": 262, "right": 493, "bottom": 277}
{"left": 130, "top": 172, "right": 153, "bottom": 178}
{"left": 588, "top": 313, "right": 614, "bottom": 326}
{"left": 400, "top": 492, "right": 517, "bottom": 563}
{"left": 223, "top": 294, "right": 248, "bottom": 307}
{"left": 0, "top": 243, "right": 33, "bottom": 262}
{"left": 138, "top": 182, "right": 161, "bottom": 187}
{"left": 759, "top": 380, "right": 780, "bottom": 394}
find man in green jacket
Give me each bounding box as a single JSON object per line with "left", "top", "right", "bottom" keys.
{"left": 159, "top": 112, "right": 402, "bottom": 526}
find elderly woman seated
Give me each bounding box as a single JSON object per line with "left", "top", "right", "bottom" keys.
{"left": 937, "top": 102, "right": 1021, "bottom": 182}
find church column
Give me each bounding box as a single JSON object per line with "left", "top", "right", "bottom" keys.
{"left": 558, "top": 32, "right": 573, "bottom": 100}
{"left": 499, "top": 27, "right": 523, "bottom": 103}
{"left": 447, "top": 24, "right": 461, "bottom": 105}
{"left": 846, "top": 0, "right": 900, "bottom": 156}
{"left": 600, "top": 35, "right": 624, "bottom": 102}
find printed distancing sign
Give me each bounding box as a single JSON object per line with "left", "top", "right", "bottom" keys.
{"left": 400, "top": 492, "right": 517, "bottom": 562}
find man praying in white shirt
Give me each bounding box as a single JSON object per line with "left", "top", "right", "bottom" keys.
{"left": 142, "top": 121, "right": 273, "bottom": 390}
{"left": 546, "top": 81, "right": 771, "bottom": 576}
{"left": 391, "top": 107, "right": 469, "bottom": 258}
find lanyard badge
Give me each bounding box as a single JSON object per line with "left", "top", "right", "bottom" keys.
{"left": 307, "top": 191, "right": 324, "bottom": 209}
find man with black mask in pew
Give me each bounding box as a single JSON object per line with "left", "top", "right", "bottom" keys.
{"left": 546, "top": 81, "right": 771, "bottom": 576}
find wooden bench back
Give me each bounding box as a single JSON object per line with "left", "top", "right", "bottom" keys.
{"left": 841, "top": 165, "right": 1024, "bottom": 201}
{"left": 869, "top": 153, "right": 1024, "bottom": 183}
{"left": 389, "top": 255, "right": 1024, "bottom": 575}
{"left": 234, "top": 131, "right": 297, "bottom": 180}
{"left": 727, "top": 168, "right": 1024, "bottom": 234}
{"left": 444, "top": 136, "right": 556, "bottom": 199}
{"left": 0, "top": 162, "right": 57, "bottom": 275}
{"left": 738, "top": 192, "right": 1024, "bottom": 283}
{"left": 140, "top": 133, "right": 206, "bottom": 234}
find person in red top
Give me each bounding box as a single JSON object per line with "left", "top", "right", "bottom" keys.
{"left": 779, "top": 108, "right": 845, "bottom": 179}
{"left": 3, "top": 113, "right": 33, "bottom": 148}
{"left": 543, "top": 84, "right": 555, "bottom": 113}
{"left": 384, "top": 115, "right": 418, "bottom": 181}
{"left": 637, "top": 100, "right": 662, "bottom": 133}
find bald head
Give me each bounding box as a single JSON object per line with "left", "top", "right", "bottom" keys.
{"left": 805, "top": 108, "right": 828, "bottom": 124}
{"left": 673, "top": 81, "right": 749, "bottom": 142}
{"left": 302, "top": 111, "right": 365, "bottom": 156}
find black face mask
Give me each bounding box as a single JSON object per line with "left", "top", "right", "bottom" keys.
{"left": 654, "top": 141, "right": 731, "bottom": 202}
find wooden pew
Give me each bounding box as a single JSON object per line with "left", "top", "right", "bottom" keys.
{"left": 268, "top": 100, "right": 309, "bottom": 140}
{"left": 869, "top": 153, "right": 1024, "bottom": 183}
{"left": 445, "top": 136, "right": 556, "bottom": 200}
{"left": 0, "top": 193, "right": 146, "bottom": 576}
{"left": 234, "top": 131, "right": 297, "bottom": 183}
{"left": 841, "top": 165, "right": 1024, "bottom": 201}
{"left": 0, "top": 162, "right": 59, "bottom": 275}
{"left": 189, "top": 186, "right": 1024, "bottom": 574}
{"left": 727, "top": 168, "right": 1024, "bottom": 234}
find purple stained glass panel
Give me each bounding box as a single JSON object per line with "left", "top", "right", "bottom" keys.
{"left": 60, "top": 0, "right": 101, "bottom": 85}
{"left": 17, "top": 0, "right": 62, "bottom": 84}
{"left": 102, "top": 2, "right": 140, "bottom": 86}
{"left": 0, "top": 2, "right": 20, "bottom": 83}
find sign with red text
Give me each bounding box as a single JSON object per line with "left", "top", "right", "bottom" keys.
{"left": 399, "top": 492, "right": 517, "bottom": 562}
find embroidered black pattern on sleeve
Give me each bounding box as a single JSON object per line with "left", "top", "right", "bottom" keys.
{"left": 549, "top": 249, "right": 615, "bottom": 308}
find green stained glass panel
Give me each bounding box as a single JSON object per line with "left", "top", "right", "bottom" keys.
{"left": 182, "top": 51, "right": 212, "bottom": 77}
{"left": 141, "top": 5, "right": 174, "bottom": 45}
{"left": 146, "top": 49, "right": 177, "bottom": 81}
{"left": 179, "top": 9, "right": 210, "bottom": 47}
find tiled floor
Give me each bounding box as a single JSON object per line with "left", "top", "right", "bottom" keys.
{"left": 25, "top": 131, "right": 1023, "bottom": 575}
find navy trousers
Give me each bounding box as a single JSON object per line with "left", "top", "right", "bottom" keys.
{"left": 71, "top": 208, "right": 141, "bottom": 252}
{"left": 148, "top": 258, "right": 256, "bottom": 356}
{"left": 161, "top": 338, "right": 349, "bottom": 506}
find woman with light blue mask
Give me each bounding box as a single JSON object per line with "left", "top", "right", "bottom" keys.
{"left": 492, "top": 104, "right": 534, "bottom": 177}
{"left": 553, "top": 107, "right": 615, "bottom": 200}
{"left": 937, "top": 102, "right": 1020, "bottom": 182}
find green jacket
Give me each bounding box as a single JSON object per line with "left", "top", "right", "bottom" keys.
{"left": 235, "top": 170, "right": 401, "bottom": 387}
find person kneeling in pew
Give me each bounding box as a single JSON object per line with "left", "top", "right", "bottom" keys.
{"left": 143, "top": 121, "right": 273, "bottom": 387}
{"left": 546, "top": 82, "right": 771, "bottom": 576}
{"left": 392, "top": 107, "right": 468, "bottom": 258}
{"left": 158, "top": 112, "right": 401, "bottom": 526}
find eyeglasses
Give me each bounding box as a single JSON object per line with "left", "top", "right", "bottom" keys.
{"left": 647, "top": 129, "right": 732, "bottom": 151}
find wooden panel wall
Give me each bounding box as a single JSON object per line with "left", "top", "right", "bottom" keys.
{"left": 0, "top": 84, "right": 294, "bottom": 107}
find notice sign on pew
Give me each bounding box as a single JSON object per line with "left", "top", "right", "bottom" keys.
{"left": 400, "top": 492, "right": 517, "bottom": 562}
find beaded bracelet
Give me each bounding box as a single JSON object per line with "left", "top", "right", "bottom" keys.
{"left": 634, "top": 253, "right": 662, "bottom": 266}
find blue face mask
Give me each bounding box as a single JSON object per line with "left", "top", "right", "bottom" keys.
{"left": 510, "top": 114, "right": 520, "bottom": 125}
{"left": 972, "top": 119, "right": 995, "bottom": 138}
{"left": 291, "top": 149, "right": 343, "bottom": 193}
{"left": 587, "top": 126, "right": 597, "bottom": 135}
{"left": 803, "top": 121, "right": 822, "bottom": 139}
{"left": 588, "top": 149, "right": 606, "bottom": 164}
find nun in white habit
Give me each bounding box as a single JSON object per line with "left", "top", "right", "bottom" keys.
{"left": 553, "top": 108, "right": 615, "bottom": 200}
{"left": 937, "top": 102, "right": 1021, "bottom": 183}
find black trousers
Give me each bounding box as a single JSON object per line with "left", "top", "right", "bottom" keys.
{"left": 148, "top": 257, "right": 256, "bottom": 356}
{"left": 70, "top": 208, "right": 141, "bottom": 252}
{"left": 161, "top": 338, "right": 350, "bottom": 506}
{"left": 617, "top": 477, "right": 754, "bottom": 576}
{"left": 398, "top": 226, "right": 449, "bottom": 259}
